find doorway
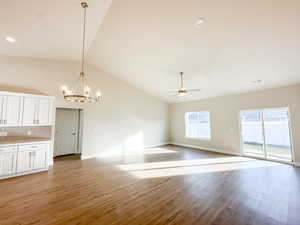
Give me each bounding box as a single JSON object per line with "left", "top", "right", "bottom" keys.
{"left": 240, "top": 108, "right": 293, "bottom": 163}
{"left": 54, "top": 108, "right": 82, "bottom": 157}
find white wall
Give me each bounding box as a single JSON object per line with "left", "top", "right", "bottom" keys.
{"left": 170, "top": 85, "right": 300, "bottom": 164}
{"left": 0, "top": 55, "right": 169, "bottom": 158}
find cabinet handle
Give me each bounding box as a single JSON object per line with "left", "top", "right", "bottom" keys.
{"left": 11, "top": 154, "right": 14, "bottom": 171}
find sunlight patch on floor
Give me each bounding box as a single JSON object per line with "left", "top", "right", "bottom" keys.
{"left": 117, "top": 157, "right": 282, "bottom": 179}
{"left": 117, "top": 157, "right": 255, "bottom": 171}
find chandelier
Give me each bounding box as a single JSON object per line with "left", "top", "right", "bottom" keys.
{"left": 61, "top": 2, "right": 102, "bottom": 103}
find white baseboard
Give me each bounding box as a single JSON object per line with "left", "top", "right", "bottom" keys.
{"left": 0, "top": 168, "right": 49, "bottom": 180}
{"left": 295, "top": 162, "right": 300, "bottom": 167}
{"left": 170, "top": 142, "right": 241, "bottom": 156}
{"left": 144, "top": 142, "right": 170, "bottom": 148}
{"left": 81, "top": 142, "right": 170, "bottom": 160}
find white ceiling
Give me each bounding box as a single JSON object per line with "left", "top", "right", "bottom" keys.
{"left": 0, "top": 0, "right": 112, "bottom": 60}
{"left": 1, "top": 0, "right": 300, "bottom": 103}
{"left": 87, "top": 0, "right": 300, "bottom": 102}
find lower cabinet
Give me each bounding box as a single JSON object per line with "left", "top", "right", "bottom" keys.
{"left": 17, "top": 144, "right": 48, "bottom": 173}
{"left": 0, "top": 143, "right": 50, "bottom": 178}
{"left": 0, "top": 146, "right": 17, "bottom": 176}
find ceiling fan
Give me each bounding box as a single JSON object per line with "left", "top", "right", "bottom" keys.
{"left": 170, "top": 72, "right": 201, "bottom": 98}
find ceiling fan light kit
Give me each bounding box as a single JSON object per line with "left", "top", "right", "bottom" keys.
{"left": 170, "top": 72, "right": 201, "bottom": 98}
{"left": 61, "top": 2, "right": 102, "bottom": 103}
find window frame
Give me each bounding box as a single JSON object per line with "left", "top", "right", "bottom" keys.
{"left": 184, "top": 111, "right": 212, "bottom": 140}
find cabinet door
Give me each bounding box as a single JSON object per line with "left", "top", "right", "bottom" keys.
{"left": 37, "top": 99, "right": 53, "bottom": 125}
{"left": 23, "top": 97, "right": 38, "bottom": 126}
{"left": 2, "top": 96, "right": 23, "bottom": 126}
{"left": 0, "top": 96, "right": 6, "bottom": 125}
{"left": 33, "top": 146, "right": 48, "bottom": 169}
{"left": 0, "top": 147, "right": 17, "bottom": 176}
{"left": 17, "top": 149, "right": 33, "bottom": 173}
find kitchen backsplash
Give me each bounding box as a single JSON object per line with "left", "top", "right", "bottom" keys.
{"left": 0, "top": 126, "right": 52, "bottom": 138}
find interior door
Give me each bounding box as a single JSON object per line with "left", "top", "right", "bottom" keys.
{"left": 3, "top": 95, "right": 23, "bottom": 126}
{"left": 54, "top": 109, "right": 79, "bottom": 156}
{"left": 23, "top": 97, "right": 38, "bottom": 126}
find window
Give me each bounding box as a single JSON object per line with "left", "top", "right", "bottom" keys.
{"left": 185, "top": 112, "right": 211, "bottom": 139}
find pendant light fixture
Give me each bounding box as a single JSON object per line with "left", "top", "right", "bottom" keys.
{"left": 61, "top": 2, "right": 102, "bottom": 103}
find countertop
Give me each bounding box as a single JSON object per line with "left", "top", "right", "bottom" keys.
{"left": 0, "top": 136, "right": 51, "bottom": 146}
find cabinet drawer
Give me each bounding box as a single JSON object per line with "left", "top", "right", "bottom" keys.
{"left": 19, "top": 144, "right": 47, "bottom": 151}
{"left": 0, "top": 146, "right": 18, "bottom": 153}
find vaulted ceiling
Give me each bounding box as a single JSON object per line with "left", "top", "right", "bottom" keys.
{"left": 0, "top": 0, "right": 112, "bottom": 60}
{"left": 1, "top": 0, "right": 300, "bottom": 103}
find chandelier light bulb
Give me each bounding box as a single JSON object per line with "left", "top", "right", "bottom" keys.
{"left": 61, "top": 86, "right": 68, "bottom": 92}
{"left": 96, "top": 91, "right": 102, "bottom": 97}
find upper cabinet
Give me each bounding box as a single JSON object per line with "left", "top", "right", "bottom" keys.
{"left": 23, "top": 97, "right": 53, "bottom": 126}
{"left": 0, "top": 95, "right": 23, "bottom": 127}
{"left": 0, "top": 92, "right": 54, "bottom": 127}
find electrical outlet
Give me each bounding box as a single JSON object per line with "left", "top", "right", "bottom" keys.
{"left": 27, "top": 131, "right": 32, "bottom": 136}
{"left": 0, "top": 131, "right": 8, "bottom": 137}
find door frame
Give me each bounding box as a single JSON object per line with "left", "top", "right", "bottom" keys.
{"left": 54, "top": 108, "right": 84, "bottom": 156}
{"left": 239, "top": 107, "right": 295, "bottom": 165}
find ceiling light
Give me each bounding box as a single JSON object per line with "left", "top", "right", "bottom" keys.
{"left": 5, "top": 36, "right": 16, "bottom": 43}
{"left": 195, "top": 18, "right": 205, "bottom": 28}
{"left": 61, "top": 2, "right": 102, "bottom": 103}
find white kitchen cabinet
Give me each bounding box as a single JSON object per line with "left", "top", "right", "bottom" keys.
{"left": 37, "top": 98, "right": 53, "bottom": 126}
{"left": 22, "top": 97, "right": 38, "bottom": 126}
{"left": 17, "top": 148, "right": 33, "bottom": 173}
{"left": 0, "top": 95, "right": 5, "bottom": 124}
{"left": 0, "top": 95, "right": 23, "bottom": 127}
{"left": 0, "top": 146, "right": 17, "bottom": 176}
{"left": 33, "top": 145, "right": 48, "bottom": 169}
{"left": 17, "top": 144, "right": 49, "bottom": 173}
{"left": 23, "top": 97, "right": 53, "bottom": 126}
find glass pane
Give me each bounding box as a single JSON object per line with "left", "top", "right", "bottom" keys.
{"left": 263, "top": 109, "right": 292, "bottom": 162}
{"left": 241, "top": 111, "right": 264, "bottom": 158}
{"left": 185, "top": 112, "right": 211, "bottom": 139}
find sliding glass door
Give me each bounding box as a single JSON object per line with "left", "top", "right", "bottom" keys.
{"left": 240, "top": 108, "right": 293, "bottom": 162}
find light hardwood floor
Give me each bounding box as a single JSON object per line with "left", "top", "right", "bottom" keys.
{"left": 0, "top": 145, "right": 299, "bottom": 225}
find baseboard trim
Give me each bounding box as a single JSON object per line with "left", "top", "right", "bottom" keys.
{"left": 0, "top": 168, "right": 49, "bottom": 180}
{"left": 81, "top": 142, "right": 170, "bottom": 160}
{"left": 144, "top": 142, "right": 170, "bottom": 148}
{"left": 170, "top": 142, "right": 241, "bottom": 156}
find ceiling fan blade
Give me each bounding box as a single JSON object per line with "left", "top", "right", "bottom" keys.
{"left": 186, "top": 88, "right": 201, "bottom": 93}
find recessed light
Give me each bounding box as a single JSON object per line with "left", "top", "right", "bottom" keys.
{"left": 252, "top": 80, "right": 262, "bottom": 84}
{"left": 195, "top": 18, "right": 206, "bottom": 28}
{"left": 5, "top": 36, "right": 16, "bottom": 43}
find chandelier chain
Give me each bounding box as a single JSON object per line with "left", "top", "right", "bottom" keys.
{"left": 81, "top": 3, "right": 87, "bottom": 74}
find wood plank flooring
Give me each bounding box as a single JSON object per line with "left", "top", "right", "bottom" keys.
{"left": 0, "top": 145, "right": 299, "bottom": 225}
